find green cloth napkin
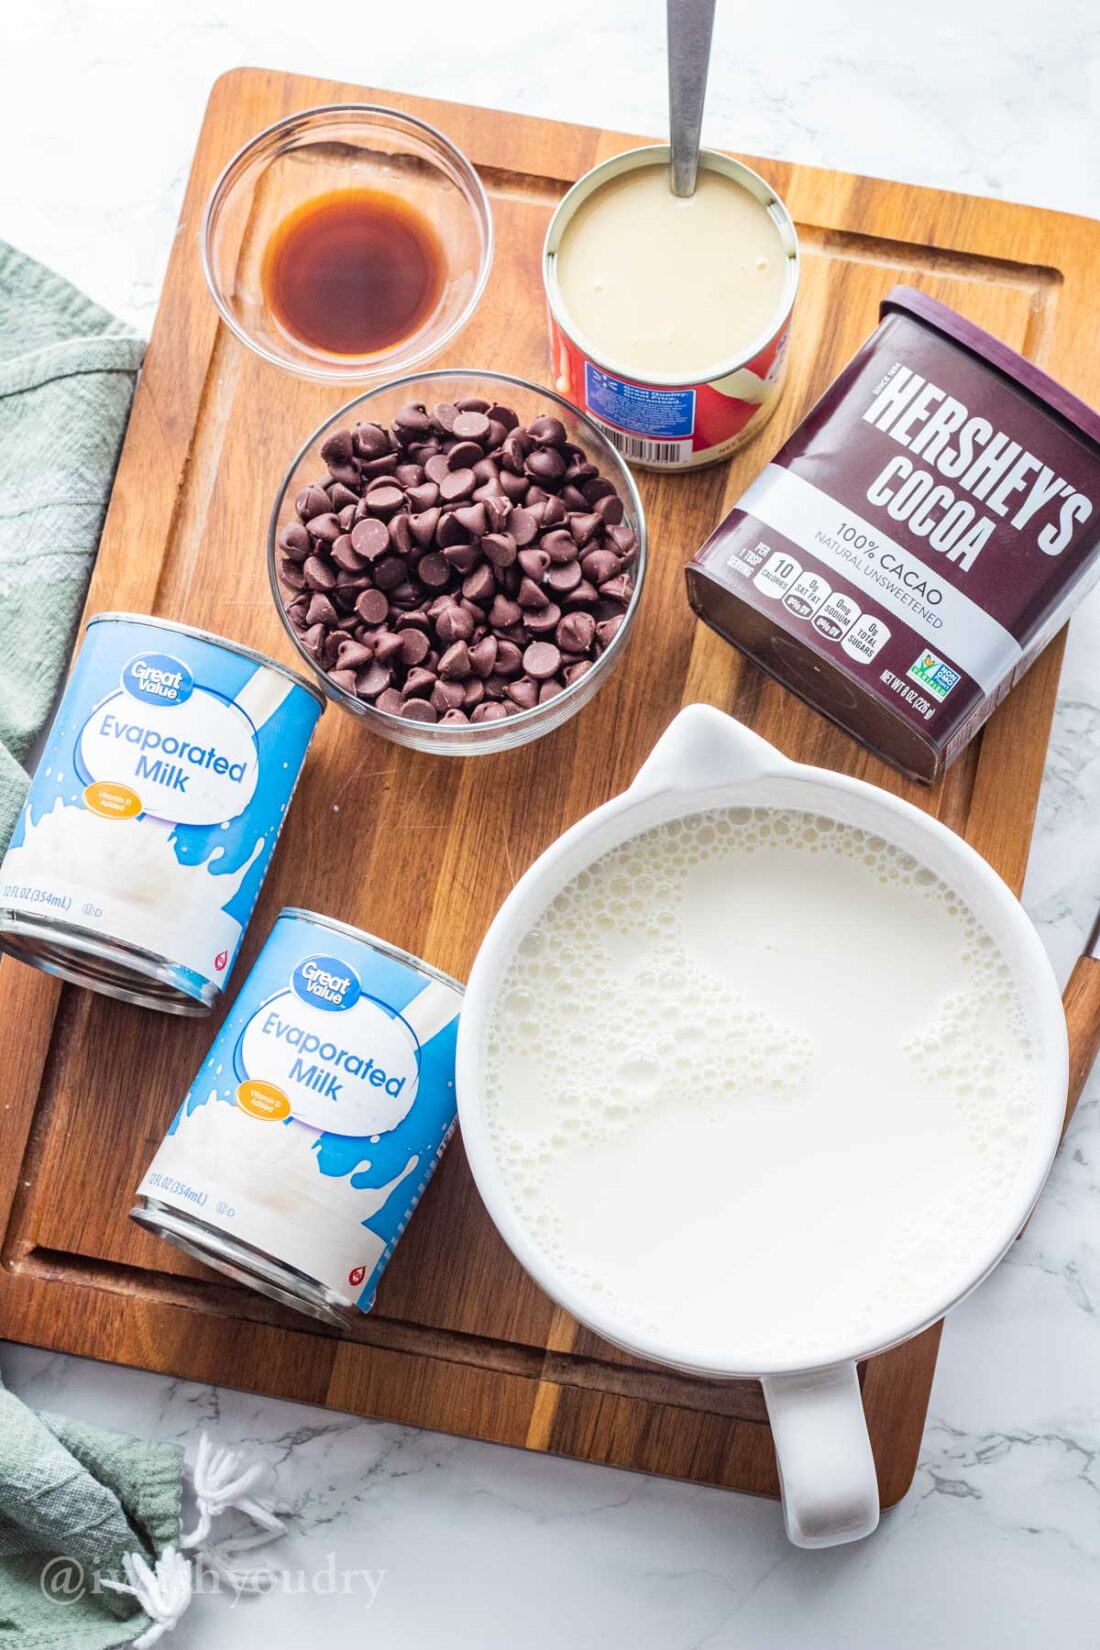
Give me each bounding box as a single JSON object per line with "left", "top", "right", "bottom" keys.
{"left": 0, "top": 242, "right": 145, "bottom": 854}
{"left": 0, "top": 1372, "right": 184, "bottom": 1649}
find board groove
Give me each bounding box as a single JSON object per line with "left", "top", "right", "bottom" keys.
{"left": 2, "top": 65, "right": 1097, "bottom": 1509}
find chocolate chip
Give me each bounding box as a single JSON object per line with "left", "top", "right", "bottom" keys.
{"left": 355, "top": 588, "right": 389, "bottom": 626}
{"left": 528, "top": 415, "right": 567, "bottom": 446}
{"left": 351, "top": 518, "right": 391, "bottom": 560}
{"left": 303, "top": 556, "right": 336, "bottom": 591}
{"left": 546, "top": 559, "right": 582, "bottom": 594}
{"left": 409, "top": 508, "right": 441, "bottom": 548}
{"left": 439, "top": 468, "right": 476, "bottom": 503}
{"left": 447, "top": 441, "right": 484, "bottom": 470}
{"left": 399, "top": 629, "right": 431, "bottom": 667}
{"left": 308, "top": 512, "right": 342, "bottom": 543}
{"left": 471, "top": 701, "right": 508, "bottom": 723}
{"left": 507, "top": 678, "right": 539, "bottom": 710}
{"left": 482, "top": 532, "right": 517, "bottom": 569}
{"left": 354, "top": 423, "right": 391, "bottom": 459}
{"left": 452, "top": 410, "right": 491, "bottom": 442}
{"left": 598, "top": 575, "right": 633, "bottom": 605}
{"left": 295, "top": 485, "right": 330, "bottom": 521}
{"left": 403, "top": 666, "right": 437, "bottom": 699}
{"left": 523, "top": 602, "right": 561, "bottom": 635}
{"left": 365, "top": 484, "right": 405, "bottom": 519}
{"left": 580, "top": 547, "right": 620, "bottom": 584}
{"left": 279, "top": 523, "right": 312, "bottom": 559}
{"left": 357, "top": 661, "right": 392, "bottom": 698}
{"left": 469, "top": 636, "right": 498, "bottom": 678}
{"left": 489, "top": 595, "right": 522, "bottom": 629}
{"left": 518, "top": 548, "right": 551, "bottom": 580}
{"left": 526, "top": 447, "right": 566, "bottom": 483}
{"left": 557, "top": 611, "right": 596, "bottom": 653}
{"left": 394, "top": 403, "right": 434, "bottom": 437}
{"left": 542, "top": 530, "right": 578, "bottom": 565}
{"left": 439, "top": 640, "right": 472, "bottom": 679}
{"left": 523, "top": 641, "right": 561, "bottom": 679}
{"left": 432, "top": 678, "right": 467, "bottom": 713}
{"left": 517, "top": 576, "right": 549, "bottom": 610}
{"left": 453, "top": 502, "right": 489, "bottom": 537}
{"left": 436, "top": 605, "right": 475, "bottom": 644}
{"left": 374, "top": 631, "right": 405, "bottom": 665}
{"left": 462, "top": 564, "right": 496, "bottom": 605}
{"left": 495, "top": 639, "right": 524, "bottom": 677}
{"left": 417, "top": 552, "right": 451, "bottom": 589}
{"left": 401, "top": 698, "right": 438, "bottom": 723}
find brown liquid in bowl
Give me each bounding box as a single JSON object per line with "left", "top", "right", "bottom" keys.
{"left": 261, "top": 188, "right": 445, "bottom": 357}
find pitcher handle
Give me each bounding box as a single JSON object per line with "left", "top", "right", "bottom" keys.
{"left": 761, "top": 1362, "right": 880, "bottom": 1548}
{"left": 628, "top": 704, "right": 789, "bottom": 801}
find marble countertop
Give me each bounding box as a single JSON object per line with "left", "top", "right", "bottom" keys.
{"left": 4, "top": 2, "right": 1100, "bottom": 1645}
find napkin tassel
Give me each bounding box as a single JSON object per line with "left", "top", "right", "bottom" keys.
{"left": 106, "top": 1431, "right": 291, "bottom": 1644}
{"left": 100, "top": 1547, "right": 192, "bottom": 1649}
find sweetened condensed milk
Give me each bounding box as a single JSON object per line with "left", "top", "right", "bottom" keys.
{"left": 545, "top": 147, "right": 798, "bottom": 470}
{"left": 555, "top": 162, "right": 788, "bottom": 382}
{"left": 484, "top": 806, "right": 1042, "bottom": 1369}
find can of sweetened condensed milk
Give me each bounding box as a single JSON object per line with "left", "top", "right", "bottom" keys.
{"left": 544, "top": 146, "right": 799, "bottom": 471}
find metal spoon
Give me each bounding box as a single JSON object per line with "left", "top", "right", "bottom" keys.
{"left": 668, "top": 0, "right": 717, "bottom": 197}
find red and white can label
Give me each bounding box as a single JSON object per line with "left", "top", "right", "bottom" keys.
{"left": 549, "top": 309, "right": 791, "bottom": 472}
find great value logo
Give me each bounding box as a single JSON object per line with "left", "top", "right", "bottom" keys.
{"left": 292, "top": 955, "right": 362, "bottom": 1012}
{"left": 122, "top": 652, "right": 194, "bottom": 706}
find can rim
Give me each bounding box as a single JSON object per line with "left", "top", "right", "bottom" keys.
{"left": 543, "top": 144, "right": 800, "bottom": 390}
{"left": 87, "top": 612, "right": 328, "bottom": 710}
{"left": 278, "top": 907, "right": 464, "bottom": 996}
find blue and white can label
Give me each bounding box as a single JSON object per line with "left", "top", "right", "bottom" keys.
{"left": 137, "top": 910, "right": 463, "bottom": 1312}
{"left": 0, "top": 614, "right": 323, "bottom": 1008}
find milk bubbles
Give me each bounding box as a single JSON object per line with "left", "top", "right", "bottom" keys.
{"left": 484, "top": 807, "right": 1041, "bottom": 1367}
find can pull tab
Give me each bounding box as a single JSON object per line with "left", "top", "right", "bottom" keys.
{"left": 627, "top": 704, "right": 789, "bottom": 803}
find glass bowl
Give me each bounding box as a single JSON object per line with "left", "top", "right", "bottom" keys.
{"left": 201, "top": 105, "right": 493, "bottom": 383}
{"left": 268, "top": 370, "right": 647, "bottom": 755}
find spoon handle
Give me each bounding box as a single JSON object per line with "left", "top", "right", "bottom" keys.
{"left": 668, "top": 0, "right": 717, "bottom": 197}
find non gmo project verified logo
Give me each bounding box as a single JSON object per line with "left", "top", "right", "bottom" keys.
{"left": 907, "top": 651, "right": 961, "bottom": 702}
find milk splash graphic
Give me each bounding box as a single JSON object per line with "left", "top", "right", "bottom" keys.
{"left": 485, "top": 807, "right": 1042, "bottom": 1368}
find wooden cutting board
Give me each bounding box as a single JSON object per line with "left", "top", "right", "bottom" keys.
{"left": 1, "top": 67, "right": 1095, "bottom": 1509}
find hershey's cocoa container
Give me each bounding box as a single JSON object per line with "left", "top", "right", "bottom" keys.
{"left": 0, "top": 614, "right": 324, "bottom": 1013}
{"left": 544, "top": 146, "right": 799, "bottom": 471}
{"left": 132, "top": 908, "right": 463, "bottom": 1324}
{"left": 686, "top": 287, "right": 1100, "bottom": 783}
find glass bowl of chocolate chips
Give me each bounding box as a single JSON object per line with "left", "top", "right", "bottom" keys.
{"left": 269, "top": 370, "right": 647, "bottom": 753}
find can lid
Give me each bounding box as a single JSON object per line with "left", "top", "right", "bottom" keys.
{"left": 87, "top": 611, "right": 328, "bottom": 710}
{"left": 277, "top": 906, "right": 464, "bottom": 997}
{"left": 882, "top": 286, "right": 1100, "bottom": 454}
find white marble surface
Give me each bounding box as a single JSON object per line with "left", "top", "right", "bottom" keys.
{"left": 4, "top": 2, "right": 1100, "bottom": 1644}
